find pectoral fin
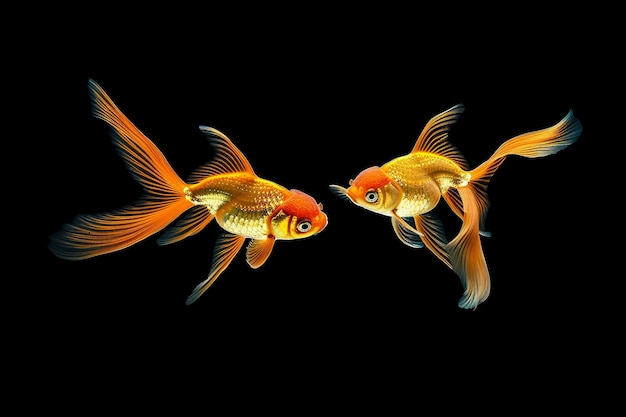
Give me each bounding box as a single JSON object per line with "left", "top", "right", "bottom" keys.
{"left": 185, "top": 233, "right": 245, "bottom": 305}
{"left": 246, "top": 237, "right": 276, "bottom": 269}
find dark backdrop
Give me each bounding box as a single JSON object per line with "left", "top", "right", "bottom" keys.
{"left": 12, "top": 6, "right": 618, "bottom": 413}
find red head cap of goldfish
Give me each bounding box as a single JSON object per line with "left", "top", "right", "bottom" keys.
{"left": 332, "top": 166, "right": 402, "bottom": 216}
{"left": 270, "top": 189, "right": 328, "bottom": 240}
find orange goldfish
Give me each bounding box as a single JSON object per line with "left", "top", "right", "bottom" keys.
{"left": 49, "top": 79, "right": 328, "bottom": 305}
{"left": 329, "top": 104, "right": 582, "bottom": 309}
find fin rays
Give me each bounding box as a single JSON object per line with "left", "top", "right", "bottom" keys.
{"left": 186, "top": 233, "right": 246, "bottom": 305}
{"left": 415, "top": 213, "right": 452, "bottom": 269}
{"left": 186, "top": 126, "right": 255, "bottom": 183}
{"left": 89, "top": 79, "right": 187, "bottom": 194}
{"left": 49, "top": 80, "right": 194, "bottom": 261}
{"left": 445, "top": 187, "right": 491, "bottom": 309}
{"left": 489, "top": 110, "right": 582, "bottom": 160}
{"left": 449, "top": 108, "right": 582, "bottom": 309}
{"left": 49, "top": 198, "right": 193, "bottom": 260}
{"left": 412, "top": 103, "right": 469, "bottom": 169}
{"left": 391, "top": 216, "right": 424, "bottom": 249}
{"left": 246, "top": 237, "right": 276, "bottom": 269}
{"left": 157, "top": 206, "right": 215, "bottom": 246}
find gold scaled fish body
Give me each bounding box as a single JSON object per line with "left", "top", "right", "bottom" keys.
{"left": 380, "top": 153, "right": 470, "bottom": 217}
{"left": 187, "top": 175, "right": 287, "bottom": 239}
{"left": 330, "top": 104, "right": 582, "bottom": 309}
{"left": 49, "top": 80, "right": 328, "bottom": 305}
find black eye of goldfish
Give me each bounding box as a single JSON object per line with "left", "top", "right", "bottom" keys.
{"left": 365, "top": 190, "right": 378, "bottom": 203}
{"left": 297, "top": 220, "right": 312, "bottom": 233}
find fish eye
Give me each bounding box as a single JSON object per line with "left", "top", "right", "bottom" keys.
{"left": 365, "top": 189, "right": 378, "bottom": 203}
{"left": 297, "top": 220, "right": 312, "bottom": 233}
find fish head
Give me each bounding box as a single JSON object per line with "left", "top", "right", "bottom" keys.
{"left": 329, "top": 166, "right": 400, "bottom": 215}
{"left": 270, "top": 189, "right": 328, "bottom": 240}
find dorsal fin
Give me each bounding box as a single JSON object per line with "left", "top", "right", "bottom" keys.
{"left": 411, "top": 104, "right": 469, "bottom": 169}
{"left": 186, "top": 126, "right": 256, "bottom": 184}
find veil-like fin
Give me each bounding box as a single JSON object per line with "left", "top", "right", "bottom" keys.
{"left": 185, "top": 233, "right": 246, "bottom": 305}
{"left": 157, "top": 206, "right": 215, "bottom": 246}
{"left": 48, "top": 79, "right": 192, "bottom": 260}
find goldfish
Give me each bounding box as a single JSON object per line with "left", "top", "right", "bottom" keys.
{"left": 49, "top": 79, "right": 328, "bottom": 305}
{"left": 329, "top": 104, "right": 582, "bottom": 309}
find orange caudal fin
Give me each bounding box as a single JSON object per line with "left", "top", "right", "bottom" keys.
{"left": 468, "top": 109, "right": 582, "bottom": 236}
{"left": 48, "top": 79, "right": 194, "bottom": 260}
{"left": 446, "top": 110, "right": 582, "bottom": 309}
{"left": 49, "top": 199, "right": 194, "bottom": 260}
{"left": 445, "top": 185, "right": 491, "bottom": 309}
{"left": 471, "top": 109, "right": 582, "bottom": 182}
{"left": 485, "top": 109, "right": 582, "bottom": 162}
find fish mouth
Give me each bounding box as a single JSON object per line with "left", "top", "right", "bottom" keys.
{"left": 329, "top": 184, "right": 354, "bottom": 202}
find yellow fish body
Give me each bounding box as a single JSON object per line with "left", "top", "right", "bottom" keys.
{"left": 330, "top": 104, "right": 582, "bottom": 309}
{"left": 49, "top": 79, "right": 328, "bottom": 305}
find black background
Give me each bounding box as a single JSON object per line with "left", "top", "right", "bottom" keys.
{"left": 12, "top": 6, "right": 620, "bottom": 412}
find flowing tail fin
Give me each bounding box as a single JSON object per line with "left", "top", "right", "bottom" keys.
{"left": 446, "top": 110, "right": 582, "bottom": 309}
{"left": 446, "top": 186, "right": 490, "bottom": 309}
{"left": 48, "top": 79, "right": 194, "bottom": 260}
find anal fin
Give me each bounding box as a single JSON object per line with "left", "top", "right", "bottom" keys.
{"left": 185, "top": 233, "right": 246, "bottom": 305}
